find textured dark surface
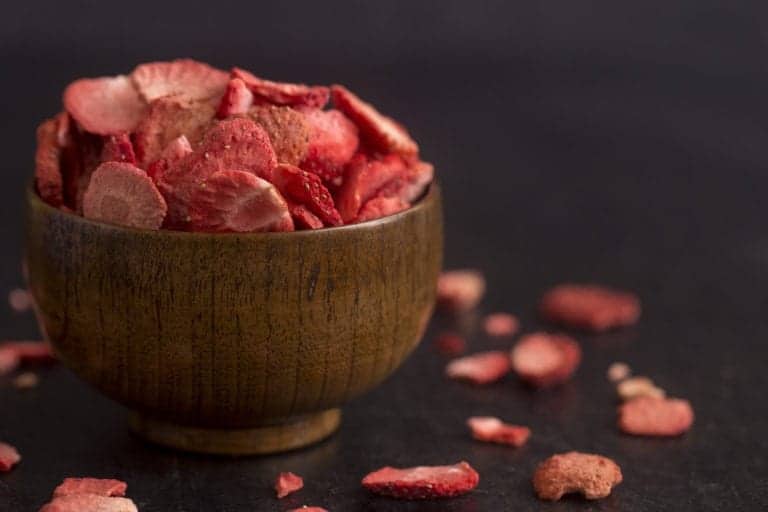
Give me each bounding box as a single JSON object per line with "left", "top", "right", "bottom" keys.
{"left": 1, "top": 1, "right": 767, "bottom": 510}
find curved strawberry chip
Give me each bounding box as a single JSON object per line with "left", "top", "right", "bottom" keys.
{"left": 618, "top": 396, "right": 694, "bottom": 437}
{"left": 39, "top": 494, "right": 138, "bottom": 512}
{"left": 335, "top": 153, "right": 407, "bottom": 222}
{"left": 511, "top": 332, "right": 581, "bottom": 388}
{"left": 355, "top": 195, "right": 409, "bottom": 223}
{"left": 35, "top": 117, "right": 64, "bottom": 207}
{"left": 232, "top": 68, "right": 329, "bottom": 108}
{"left": 539, "top": 284, "right": 641, "bottom": 332}
{"left": 300, "top": 109, "right": 359, "bottom": 180}
{"left": 0, "top": 442, "right": 20, "bottom": 472}
{"left": 188, "top": 170, "right": 292, "bottom": 232}
{"left": 53, "top": 478, "right": 127, "bottom": 498}
{"left": 249, "top": 105, "right": 310, "bottom": 166}
{"left": 331, "top": 85, "right": 418, "bottom": 156}
{"left": 289, "top": 202, "right": 324, "bottom": 230}
{"left": 362, "top": 461, "right": 479, "bottom": 499}
{"left": 467, "top": 416, "right": 531, "bottom": 447}
{"left": 82, "top": 162, "right": 167, "bottom": 229}
{"left": 63, "top": 75, "right": 146, "bottom": 135}
{"left": 275, "top": 472, "right": 303, "bottom": 499}
{"left": 101, "top": 133, "right": 136, "bottom": 164}
{"left": 274, "top": 164, "right": 342, "bottom": 226}
{"left": 446, "top": 351, "right": 511, "bottom": 385}
{"left": 217, "top": 77, "right": 253, "bottom": 118}
{"left": 131, "top": 59, "right": 228, "bottom": 102}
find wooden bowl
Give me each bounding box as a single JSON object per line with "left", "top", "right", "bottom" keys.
{"left": 24, "top": 185, "right": 442, "bottom": 455}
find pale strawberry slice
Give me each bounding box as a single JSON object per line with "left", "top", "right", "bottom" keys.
{"left": 53, "top": 478, "right": 127, "bottom": 498}
{"left": 539, "top": 284, "right": 641, "bottom": 332}
{"left": 436, "top": 269, "right": 486, "bottom": 313}
{"left": 100, "top": 133, "right": 136, "bottom": 164}
{"left": 445, "top": 351, "right": 511, "bottom": 385}
{"left": 217, "top": 77, "right": 254, "bottom": 118}
{"left": 362, "top": 461, "right": 479, "bottom": 499}
{"left": 289, "top": 202, "right": 324, "bottom": 230}
{"left": 0, "top": 442, "right": 20, "bottom": 472}
{"left": 248, "top": 105, "right": 310, "bottom": 166}
{"left": 618, "top": 397, "right": 694, "bottom": 437}
{"left": 355, "top": 195, "right": 409, "bottom": 223}
{"left": 273, "top": 164, "right": 342, "bottom": 226}
{"left": 511, "top": 332, "right": 581, "bottom": 388}
{"left": 8, "top": 288, "right": 33, "bottom": 313}
{"left": 331, "top": 85, "right": 418, "bottom": 156}
{"left": 274, "top": 472, "right": 303, "bottom": 499}
{"left": 376, "top": 160, "right": 434, "bottom": 203}
{"left": 35, "top": 117, "right": 65, "bottom": 207}
{"left": 482, "top": 312, "right": 519, "bottom": 338}
{"left": 467, "top": 416, "right": 530, "bottom": 447}
{"left": 232, "top": 68, "right": 329, "bottom": 108}
{"left": 188, "top": 170, "right": 293, "bottom": 233}
{"left": 131, "top": 59, "right": 228, "bottom": 102}
{"left": 300, "top": 109, "right": 359, "bottom": 180}
{"left": 0, "top": 349, "right": 19, "bottom": 375}
{"left": 0, "top": 341, "right": 55, "bottom": 364}
{"left": 335, "top": 153, "right": 407, "bottom": 222}
{"left": 82, "top": 162, "right": 167, "bottom": 229}
{"left": 63, "top": 75, "right": 147, "bottom": 135}
{"left": 39, "top": 494, "right": 138, "bottom": 512}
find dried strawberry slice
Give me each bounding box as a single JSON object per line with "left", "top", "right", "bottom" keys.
{"left": 101, "top": 133, "right": 136, "bottom": 164}
{"left": 146, "top": 135, "right": 193, "bottom": 184}
{"left": 355, "top": 195, "right": 409, "bottom": 223}
{"left": 533, "top": 452, "right": 623, "bottom": 501}
{"left": 275, "top": 472, "right": 303, "bottom": 499}
{"left": 445, "top": 351, "right": 511, "bottom": 385}
{"left": 8, "top": 288, "right": 33, "bottom": 313}
{"left": 248, "top": 105, "right": 310, "bottom": 166}
{"left": 618, "top": 396, "right": 694, "bottom": 437}
{"left": 0, "top": 348, "right": 19, "bottom": 375}
{"left": 0, "top": 341, "right": 55, "bottom": 364}
{"left": 39, "top": 494, "right": 138, "bottom": 512}
{"left": 188, "top": 170, "right": 293, "bottom": 232}
{"left": 217, "top": 77, "right": 253, "bottom": 118}
{"left": 63, "top": 75, "right": 147, "bottom": 135}
{"left": 82, "top": 162, "right": 167, "bottom": 229}
{"left": 232, "top": 68, "right": 329, "bottom": 108}
{"left": 482, "top": 313, "right": 519, "bottom": 337}
{"left": 376, "top": 160, "right": 434, "bottom": 203}
{"left": 467, "top": 416, "right": 530, "bottom": 447}
{"left": 273, "top": 164, "right": 342, "bottom": 226}
{"left": 436, "top": 269, "right": 486, "bottom": 313}
{"left": 511, "top": 332, "right": 581, "bottom": 388}
{"left": 335, "top": 153, "right": 407, "bottom": 222}
{"left": 35, "top": 117, "right": 64, "bottom": 207}
{"left": 300, "top": 109, "right": 359, "bottom": 181}
{"left": 362, "top": 461, "right": 479, "bottom": 499}
{"left": 289, "top": 203, "right": 324, "bottom": 230}
{"left": 53, "top": 478, "right": 127, "bottom": 498}
{"left": 539, "top": 284, "right": 641, "bottom": 332}
{"left": 131, "top": 59, "right": 228, "bottom": 103}
{"left": 0, "top": 442, "right": 20, "bottom": 472}
{"left": 331, "top": 85, "right": 418, "bottom": 156}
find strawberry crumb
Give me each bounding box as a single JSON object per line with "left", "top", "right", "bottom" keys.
{"left": 275, "top": 472, "right": 304, "bottom": 499}
{"left": 616, "top": 376, "right": 665, "bottom": 401}
{"left": 467, "top": 416, "right": 530, "bottom": 447}
{"left": 510, "top": 332, "right": 581, "bottom": 387}
{"left": 436, "top": 270, "right": 486, "bottom": 313}
{"left": 433, "top": 333, "right": 466, "bottom": 356}
{"left": 482, "top": 312, "right": 519, "bottom": 337}
{"left": 445, "top": 351, "right": 511, "bottom": 385}
{"left": 607, "top": 362, "right": 631, "bottom": 382}
{"left": 13, "top": 372, "right": 39, "bottom": 389}
{"left": 0, "top": 442, "right": 21, "bottom": 472}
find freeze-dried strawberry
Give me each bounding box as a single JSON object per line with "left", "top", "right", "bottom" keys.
{"left": 331, "top": 85, "right": 418, "bottom": 156}
{"left": 146, "top": 135, "right": 193, "bottom": 185}
{"left": 39, "top": 494, "right": 138, "bottom": 512}
{"left": 618, "top": 397, "right": 694, "bottom": 437}
{"left": 607, "top": 362, "right": 631, "bottom": 383}
{"left": 101, "top": 133, "right": 136, "bottom": 164}
{"left": 275, "top": 472, "right": 303, "bottom": 499}
{"left": 8, "top": 288, "right": 33, "bottom": 313}
{"left": 35, "top": 118, "right": 64, "bottom": 207}
{"left": 82, "top": 162, "right": 167, "bottom": 229}
{"left": 433, "top": 332, "right": 466, "bottom": 356}
{"left": 436, "top": 270, "right": 486, "bottom": 313}
{"left": 69, "top": 129, "right": 104, "bottom": 211}
{"left": 53, "top": 478, "right": 127, "bottom": 498}
{"left": 482, "top": 313, "right": 519, "bottom": 338}
{"left": 335, "top": 153, "right": 407, "bottom": 222}
{"left": 217, "top": 77, "right": 253, "bottom": 118}
{"left": 362, "top": 461, "right": 479, "bottom": 499}
{"left": 287, "top": 508, "right": 327, "bottom": 512}
{"left": 273, "top": 164, "right": 342, "bottom": 226}
{"left": 132, "top": 59, "right": 228, "bottom": 103}
{"left": 232, "top": 68, "right": 329, "bottom": 108}
{"left": 467, "top": 416, "right": 530, "bottom": 447}
{"left": 63, "top": 75, "right": 147, "bottom": 135}
{"left": 511, "top": 332, "right": 581, "bottom": 388}
{"left": 355, "top": 195, "right": 409, "bottom": 223}
{"left": 133, "top": 96, "right": 216, "bottom": 168}
{"left": 376, "top": 160, "right": 434, "bottom": 203}
{"left": 0, "top": 442, "right": 20, "bottom": 472}
{"left": 616, "top": 376, "right": 665, "bottom": 401}
{"left": 188, "top": 170, "right": 292, "bottom": 233}
{"left": 533, "top": 452, "right": 622, "bottom": 501}
{"left": 0, "top": 348, "right": 19, "bottom": 375}
{"left": 13, "top": 372, "right": 38, "bottom": 389}
{"left": 289, "top": 203, "right": 324, "bottom": 230}
{"left": 539, "top": 284, "right": 641, "bottom": 332}
{"left": 0, "top": 341, "right": 55, "bottom": 364}
{"left": 248, "top": 105, "right": 310, "bottom": 166}
{"left": 300, "top": 108, "right": 359, "bottom": 180}
{"left": 446, "top": 351, "right": 511, "bottom": 385}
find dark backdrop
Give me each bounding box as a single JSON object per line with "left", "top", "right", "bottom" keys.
{"left": 1, "top": 2, "right": 767, "bottom": 510}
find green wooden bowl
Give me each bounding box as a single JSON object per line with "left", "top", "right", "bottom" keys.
{"left": 24, "top": 185, "right": 442, "bottom": 455}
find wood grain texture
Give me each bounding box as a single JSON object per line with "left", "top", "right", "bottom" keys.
{"left": 24, "top": 184, "right": 442, "bottom": 453}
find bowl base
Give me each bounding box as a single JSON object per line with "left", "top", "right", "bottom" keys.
{"left": 129, "top": 409, "right": 341, "bottom": 456}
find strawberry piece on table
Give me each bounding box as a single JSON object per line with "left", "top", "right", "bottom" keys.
{"left": 436, "top": 269, "right": 486, "bottom": 313}
{"left": 217, "top": 77, "right": 254, "bottom": 118}
{"left": 248, "top": 105, "right": 311, "bottom": 166}
{"left": 273, "top": 164, "right": 342, "bottom": 226}
{"left": 433, "top": 332, "right": 466, "bottom": 356}
{"left": 63, "top": 75, "right": 147, "bottom": 135}
{"left": 39, "top": 494, "right": 138, "bottom": 512}
{"left": 131, "top": 59, "right": 228, "bottom": 103}
{"left": 511, "top": 332, "right": 581, "bottom": 388}
{"left": 335, "top": 153, "right": 407, "bottom": 222}
{"left": 362, "top": 461, "right": 479, "bottom": 499}
{"left": 300, "top": 108, "right": 359, "bottom": 181}
{"left": 53, "top": 478, "right": 127, "bottom": 498}
{"left": 0, "top": 341, "right": 55, "bottom": 364}
{"left": 35, "top": 117, "right": 65, "bottom": 207}
{"left": 539, "top": 284, "right": 641, "bottom": 332}
{"left": 533, "top": 452, "right": 623, "bottom": 501}
{"left": 232, "top": 67, "right": 329, "bottom": 108}
{"left": 0, "top": 442, "right": 20, "bottom": 472}
{"left": 446, "top": 351, "right": 511, "bottom": 385}
{"left": 618, "top": 396, "right": 694, "bottom": 437}
{"left": 482, "top": 312, "right": 519, "bottom": 338}
{"left": 275, "top": 472, "right": 304, "bottom": 499}
{"left": 467, "top": 416, "right": 530, "bottom": 447}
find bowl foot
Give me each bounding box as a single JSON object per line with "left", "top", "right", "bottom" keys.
{"left": 129, "top": 409, "right": 341, "bottom": 456}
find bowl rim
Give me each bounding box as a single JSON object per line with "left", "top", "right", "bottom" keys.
{"left": 26, "top": 181, "right": 440, "bottom": 239}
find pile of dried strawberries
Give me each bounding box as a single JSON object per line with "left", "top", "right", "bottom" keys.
{"left": 34, "top": 59, "right": 433, "bottom": 232}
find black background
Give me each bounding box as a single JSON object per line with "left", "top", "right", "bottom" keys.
{"left": 2, "top": 1, "right": 768, "bottom": 510}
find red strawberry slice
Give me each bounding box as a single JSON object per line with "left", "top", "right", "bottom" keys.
{"left": 355, "top": 195, "right": 409, "bottom": 223}
{"left": 445, "top": 351, "right": 511, "bottom": 385}
{"left": 289, "top": 202, "right": 324, "bottom": 230}
{"left": 377, "top": 160, "right": 434, "bottom": 203}
{"left": 618, "top": 396, "right": 694, "bottom": 437}
{"left": 131, "top": 59, "right": 228, "bottom": 103}
{"left": 63, "top": 75, "right": 147, "bottom": 135}
{"left": 217, "top": 77, "right": 254, "bottom": 118}
{"left": 436, "top": 269, "right": 486, "bottom": 313}
{"left": 0, "top": 442, "right": 20, "bottom": 472}
{"left": 82, "top": 162, "right": 167, "bottom": 229}
{"left": 274, "top": 472, "right": 304, "bottom": 499}
{"left": 232, "top": 68, "right": 329, "bottom": 108}
{"left": 362, "top": 461, "right": 479, "bottom": 499}
{"left": 511, "top": 332, "right": 581, "bottom": 388}
{"left": 331, "top": 85, "right": 418, "bottom": 156}
{"left": 273, "top": 164, "right": 342, "bottom": 226}
{"left": 467, "top": 416, "right": 531, "bottom": 447}
{"left": 248, "top": 105, "right": 310, "bottom": 166}
{"left": 100, "top": 133, "right": 136, "bottom": 164}
{"left": 335, "top": 153, "right": 407, "bottom": 222}
{"left": 146, "top": 135, "right": 193, "bottom": 184}
{"left": 35, "top": 117, "right": 65, "bottom": 207}
{"left": 53, "top": 478, "right": 127, "bottom": 498}
{"left": 188, "top": 170, "right": 293, "bottom": 233}
{"left": 39, "top": 494, "right": 138, "bottom": 512}
{"left": 539, "top": 284, "right": 641, "bottom": 332}
{"left": 0, "top": 341, "right": 55, "bottom": 364}
{"left": 300, "top": 109, "right": 359, "bottom": 180}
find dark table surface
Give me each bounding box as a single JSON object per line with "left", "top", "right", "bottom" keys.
{"left": 2, "top": 1, "right": 767, "bottom": 510}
